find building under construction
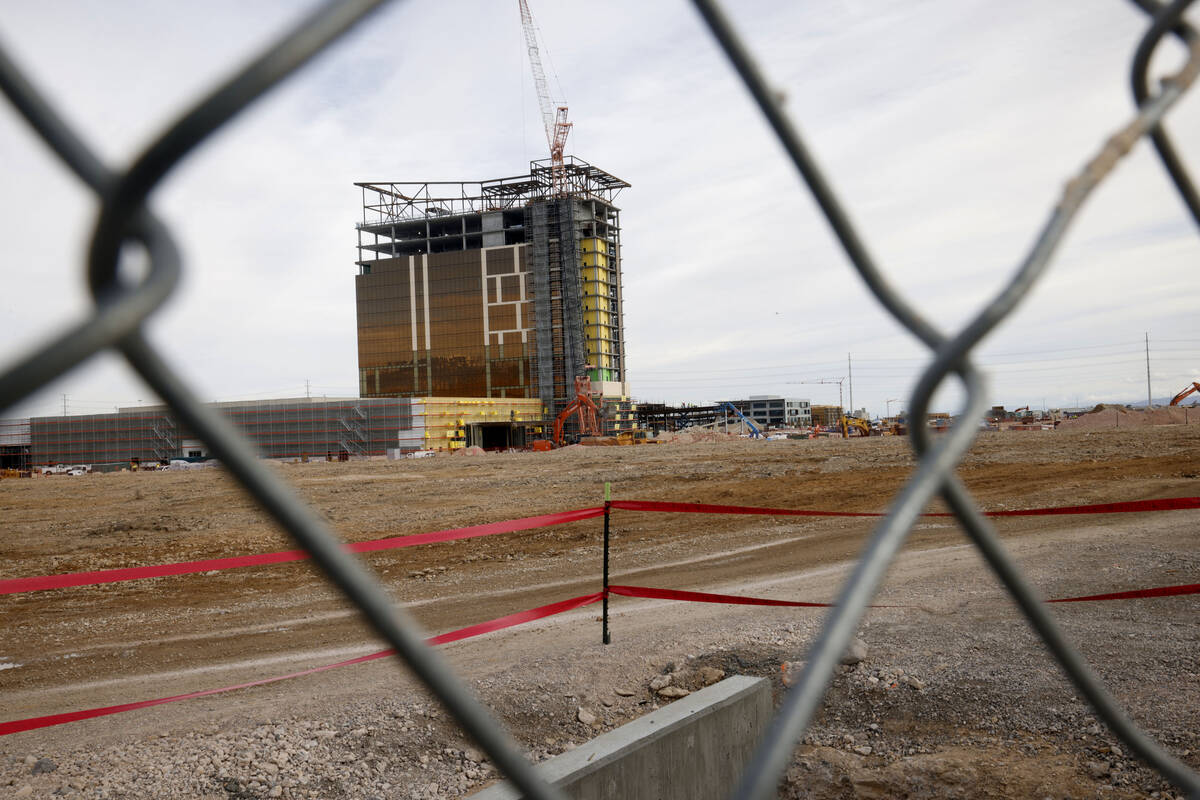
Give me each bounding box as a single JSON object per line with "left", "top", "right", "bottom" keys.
{"left": 2, "top": 396, "right": 547, "bottom": 471}
{"left": 355, "top": 156, "right": 634, "bottom": 434}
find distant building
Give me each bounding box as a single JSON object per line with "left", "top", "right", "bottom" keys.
{"left": 810, "top": 404, "right": 844, "bottom": 428}
{"left": 722, "top": 396, "right": 812, "bottom": 428}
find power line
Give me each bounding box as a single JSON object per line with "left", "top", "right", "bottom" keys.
{"left": 635, "top": 338, "right": 1200, "bottom": 375}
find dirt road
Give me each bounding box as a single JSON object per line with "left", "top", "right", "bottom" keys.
{"left": 1, "top": 426, "right": 1197, "bottom": 798}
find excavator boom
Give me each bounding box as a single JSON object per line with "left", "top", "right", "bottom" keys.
{"left": 1169, "top": 381, "right": 1200, "bottom": 406}
{"left": 839, "top": 416, "right": 871, "bottom": 437}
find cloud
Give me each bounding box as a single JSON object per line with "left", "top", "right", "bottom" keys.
{"left": 0, "top": 0, "right": 1197, "bottom": 421}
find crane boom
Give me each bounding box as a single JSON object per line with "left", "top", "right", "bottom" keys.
{"left": 718, "top": 402, "right": 762, "bottom": 438}
{"left": 517, "top": 0, "right": 572, "bottom": 192}
{"left": 518, "top": 0, "right": 555, "bottom": 149}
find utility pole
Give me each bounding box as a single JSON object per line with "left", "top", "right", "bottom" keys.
{"left": 790, "top": 378, "right": 846, "bottom": 429}
{"left": 306, "top": 379, "right": 311, "bottom": 399}
{"left": 847, "top": 353, "right": 854, "bottom": 417}
{"left": 62, "top": 394, "right": 68, "bottom": 416}
{"left": 1145, "top": 332, "right": 1152, "bottom": 408}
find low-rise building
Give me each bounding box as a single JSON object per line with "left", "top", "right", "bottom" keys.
{"left": 722, "top": 396, "right": 812, "bottom": 428}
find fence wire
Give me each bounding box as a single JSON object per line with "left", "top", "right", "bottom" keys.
{"left": 1, "top": 1, "right": 1198, "bottom": 799}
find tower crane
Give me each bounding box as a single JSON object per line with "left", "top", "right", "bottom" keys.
{"left": 518, "top": 0, "right": 572, "bottom": 194}
{"left": 791, "top": 378, "right": 851, "bottom": 436}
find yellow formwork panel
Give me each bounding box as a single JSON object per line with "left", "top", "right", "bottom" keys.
{"left": 581, "top": 237, "right": 608, "bottom": 255}
{"left": 584, "top": 310, "right": 612, "bottom": 327}
{"left": 413, "top": 396, "right": 544, "bottom": 450}
{"left": 415, "top": 398, "right": 542, "bottom": 453}
{"left": 582, "top": 266, "right": 610, "bottom": 284}
{"left": 415, "top": 397, "right": 542, "bottom": 419}
{"left": 586, "top": 339, "right": 613, "bottom": 356}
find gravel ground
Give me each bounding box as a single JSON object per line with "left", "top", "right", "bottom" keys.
{"left": 1, "top": 426, "right": 1197, "bottom": 798}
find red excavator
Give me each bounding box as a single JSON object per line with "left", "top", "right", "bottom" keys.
{"left": 1169, "top": 381, "right": 1200, "bottom": 406}
{"left": 543, "top": 376, "right": 603, "bottom": 447}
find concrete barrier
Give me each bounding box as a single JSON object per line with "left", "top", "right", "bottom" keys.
{"left": 469, "top": 675, "right": 771, "bottom": 800}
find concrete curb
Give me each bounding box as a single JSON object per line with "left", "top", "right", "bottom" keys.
{"left": 470, "top": 675, "right": 771, "bottom": 800}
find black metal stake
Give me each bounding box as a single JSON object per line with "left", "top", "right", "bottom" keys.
{"left": 602, "top": 482, "right": 611, "bottom": 645}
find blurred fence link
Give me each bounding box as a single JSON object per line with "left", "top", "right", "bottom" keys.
{"left": 1, "top": 1, "right": 1197, "bottom": 798}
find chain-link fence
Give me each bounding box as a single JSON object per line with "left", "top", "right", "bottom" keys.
{"left": 1, "top": 1, "right": 1197, "bottom": 798}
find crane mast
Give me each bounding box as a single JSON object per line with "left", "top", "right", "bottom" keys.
{"left": 518, "top": 0, "right": 572, "bottom": 194}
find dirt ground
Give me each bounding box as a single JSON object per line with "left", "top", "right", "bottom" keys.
{"left": 1, "top": 426, "right": 1198, "bottom": 799}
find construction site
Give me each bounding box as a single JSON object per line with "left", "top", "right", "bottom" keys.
{"left": 2, "top": 2, "right": 1199, "bottom": 800}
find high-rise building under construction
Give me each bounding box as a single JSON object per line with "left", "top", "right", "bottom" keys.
{"left": 354, "top": 156, "right": 632, "bottom": 431}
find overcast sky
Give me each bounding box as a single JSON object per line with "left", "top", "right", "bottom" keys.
{"left": 1, "top": 0, "right": 1197, "bottom": 420}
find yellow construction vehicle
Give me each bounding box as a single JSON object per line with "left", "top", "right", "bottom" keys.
{"left": 839, "top": 416, "right": 872, "bottom": 437}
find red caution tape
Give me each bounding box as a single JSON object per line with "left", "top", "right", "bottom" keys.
{"left": 0, "top": 591, "right": 604, "bottom": 736}
{"left": 610, "top": 500, "right": 879, "bottom": 517}
{"left": 0, "top": 507, "right": 605, "bottom": 596}
{"left": 0, "top": 650, "right": 396, "bottom": 737}
{"left": 611, "top": 496, "right": 1200, "bottom": 518}
{"left": 426, "top": 591, "right": 603, "bottom": 645}
{"left": 608, "top": 584, "right": 834, "bottom": 608}
{"left": 9, "top": 498, "right": 1194, "bottom": 596}
{"left": 611, "top": 581, "right": 1199, "bottom": 609}
{"left": 971, "top": 497, "right": 1200, "bottom": 517}
{"left": 1048, "top": 583, "right": 1200, "bottom": 603}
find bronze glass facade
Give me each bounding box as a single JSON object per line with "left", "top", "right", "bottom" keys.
{"left": 357, "top": 246, "right": 534, "bottom": 399}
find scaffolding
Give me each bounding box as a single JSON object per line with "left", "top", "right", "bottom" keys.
{"left": 355, "top": 156, "right": 627, "bottom": 229}
{"left": 527, "top": 197, "right": 588, "bottom": 411}
{"left": 0, "top": 417, "right": 31, "bottom": 470}
{"left": 26, "top": 398, "right": 417, "bottom": 469}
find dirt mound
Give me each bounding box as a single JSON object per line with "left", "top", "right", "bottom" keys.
{"left": 1058, "top": 405, "right": 1197, "bottom": 430}
{"left": 655, "top": 429, "right": 744, "bottom": 444}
